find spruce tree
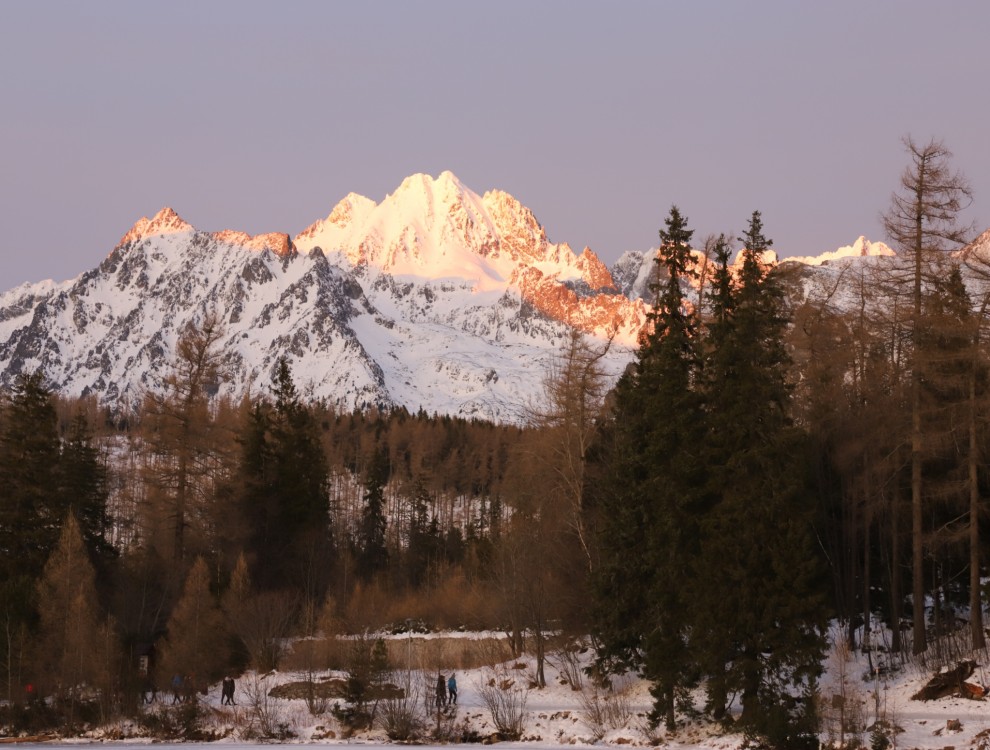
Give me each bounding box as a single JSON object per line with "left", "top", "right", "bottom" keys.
{"left": 915, "top": 265, "right": 975, "bottom": 638}
{"left": 0, "top": 373, "right": 67, "bottom": 701}
{"left": 237, "top": 359, "right": 333, "bottom": 597}
{"left": 696, "top": 212, "right": 826, "bottom": 745}
{"left": 0, "top": 372, "right": 64, "bottom": 585}
{"left": 404, "top": 477, "right": 438, "bottom": 588}
{"left": 58, "top": 412, "right": 115, "bottom": 571}
{"left": 593, "top": 206, "right": 705, "bottom": 730}
{"left": 354, "top": 447, "right": 389, "bottom": 581}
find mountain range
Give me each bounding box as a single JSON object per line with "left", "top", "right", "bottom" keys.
{"left": 0, "top": 171, "right": 904, "bottom": 422}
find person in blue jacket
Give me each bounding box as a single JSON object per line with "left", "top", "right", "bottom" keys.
{"left": 447, "top": 673, "right": 457, "bottom": 705}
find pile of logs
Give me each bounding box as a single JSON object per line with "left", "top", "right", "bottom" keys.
{"left": 911, "top": 660, "right": 987, "bottom": 701}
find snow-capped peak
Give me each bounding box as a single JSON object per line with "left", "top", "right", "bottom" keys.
{"left": 293, "top": 171, "right": 613, "bottom": 296}
{"left": 117, "top": 207, "right": 194, "bottom": 246}
{"left": 782, "top": 236, "right": 894, "bottom": 267}
{"left": 960, "top": 228, "right": 990, "bottom": 261}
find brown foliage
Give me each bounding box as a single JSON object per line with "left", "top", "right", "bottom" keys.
{"left": 158, "top": 557, "right": 229, "bottom": 686}
{"left": 343, "top": 568, "right": 500, "bottom": 633}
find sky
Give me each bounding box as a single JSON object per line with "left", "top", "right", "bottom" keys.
{"left": 1, "top": 0, "right": 988, "bottom": 288}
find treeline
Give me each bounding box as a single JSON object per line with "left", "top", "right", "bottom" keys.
{"left": 0, "top": 322, "right": 595, "bottom": 727}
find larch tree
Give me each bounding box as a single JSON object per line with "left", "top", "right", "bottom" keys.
{"left": 527, "top": 328, "right": 612, "bottom": 573}
{"left": 158, "top": 556, "right": 229, "bottom": 690}
{"left": 35, "top": 514, "right": 119, "bottom": 722}
{"left": 511, "top": 328, "right": 615, "bottom": 679}
{"left": 962, "top": 242, "right": 990, "bottom": 649}
{"left": 881, "top": 135, "right": 974, "bottom": 654}
{"left": 223, "top": 553, "right": 297, "bottom": 672}
{"left": 141, "top": 312, "right": 228, "bottom": 565}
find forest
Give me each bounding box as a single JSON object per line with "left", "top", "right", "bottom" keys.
{"left": 0, "top": 137, "right": 987, "bottom": 747}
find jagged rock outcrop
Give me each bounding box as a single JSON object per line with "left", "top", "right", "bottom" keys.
{"left": 0, "top": 173, "right": 645, "bottom": 422}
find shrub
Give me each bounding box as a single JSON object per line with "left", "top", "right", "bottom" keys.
{"left": 476, "top": 667, "right": 528, "bottom": 740}
{"left": 377, "top": 673, "right": 425, "bottom": 741}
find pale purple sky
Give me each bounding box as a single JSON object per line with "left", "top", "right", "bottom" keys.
{"left": 1, "top": 0, "right": 987, "bottom": 287}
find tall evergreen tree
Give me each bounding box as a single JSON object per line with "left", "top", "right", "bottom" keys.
{"left": 695, "top": 212, "right": 826, "bottom": 745}
{"left": 404, "top": 476, "right": 441, "bottom": 588}
{"left": 915, "top": 266, "right": 975, "bottom": 638}
{"left": 593, "top": 206, "right": 705, "bottom": 730}
{"left": 0, "top": 372, "right": 64, "bottom": 585}
{"left": 58, "top": 412, "right": 115, "bottom": 571}
{"left": 354, "top": 447, "right": 389, "bottom": 581}
{"left": 0, "top": 373, "right": 67, "bottom": 701}
{"left": 237, "top": 359, "right": 333, "bottom": 597}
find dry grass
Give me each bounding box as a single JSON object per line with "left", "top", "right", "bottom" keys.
{"left": 283, "top": 635, "right": 514, "bottom": 672}
{"left": 342, "top": 571, "right": 502, "bottom": 633}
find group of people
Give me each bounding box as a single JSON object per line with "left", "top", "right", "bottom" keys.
{"left": 221, "top": 675, "right": 236, "bottom": 705}
{"left": 170, "top": 674, "right": 193, "bottom": 704}
{"left": 151, "top": 674, "right": 233, "bottom": 705}
{"left": 435, "top": 673, "right": 457, "bottom": 707}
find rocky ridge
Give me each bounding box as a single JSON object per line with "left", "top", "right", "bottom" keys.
{"left": 0, "top": 174, "right": 647, "bottom": 422}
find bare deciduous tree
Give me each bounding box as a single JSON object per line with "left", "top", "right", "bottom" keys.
{"left": 141, "top": 311, "right": 228, "bottom": 565}
{"left": 960, "top": 239, "right": 990, "bottom": 649}
{"left": 223, "top": 553, "right": 298, "bottom": 672}
{"left": 881, "top": 135, "right": 974, "bottom": 654}
{"left": 526, "top": 329, "right": 613, "bottom": 572}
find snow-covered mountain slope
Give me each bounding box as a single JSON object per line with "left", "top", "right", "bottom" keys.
{"left": 0, "top": 174, "right": 646, "bottom": 422}
{"left": 293, "top": 171, "right": 645, "bottom": 343}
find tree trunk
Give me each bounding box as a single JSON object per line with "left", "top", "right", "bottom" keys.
{"left": 911, "top": 218, "right": 927, "bottom": 655}
{"left": 970, "top": 336, "right": 986, "bottom": 648}
{"left": 862, "top": 486, "right": 872, "bottom": 650}
{"left": 534, "top": 621, "right": 546, "bottom": 689}
{"left": 708, "top": 663, "right": 727, "bottom": 722}
{"left": 890, "top": 487, "right": 903, "bottom": 654}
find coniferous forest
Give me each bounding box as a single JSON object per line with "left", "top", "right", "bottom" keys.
{"left": 1, "top": 137, "right": 988, "bottom": 746}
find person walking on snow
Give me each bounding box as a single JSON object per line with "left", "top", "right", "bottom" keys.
{"left": 447, "top": 674, "right": 457, "bottom": 705}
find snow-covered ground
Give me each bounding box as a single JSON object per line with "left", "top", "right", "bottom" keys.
{"left": 38, "top": 630, "right": 990, "bottom": 749}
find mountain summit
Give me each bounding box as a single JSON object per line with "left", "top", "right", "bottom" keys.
{"left": 118, "top": 206, "right": 194, "bottom": 245}
{"left": 295, "top": 171, "right": 615, "bottom": 293}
